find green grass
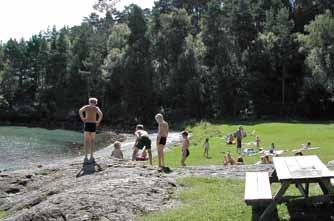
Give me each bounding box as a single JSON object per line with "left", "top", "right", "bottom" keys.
{"left": 139, "top": 177, "right": 325, "bottom": 221}
{"left": 139, "top": 177, "right": 251, "bottom": 221}
{"left": 158, "top": 121, "right": 334, "bottom": 167}
{"left": 144, "top": 122, "right": 334, "bottom": 220}
{"left": 0, "top": 210, "right": 6, "bottom": 219}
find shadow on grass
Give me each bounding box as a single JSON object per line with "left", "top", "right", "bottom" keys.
{"left": 251, "top": 206, "right": 279, "bottom": 221}
{"left": 286, "top": 201, "right": 334, "bottom": 221}
{"left": 252, "top": 202, "right": 334, "bottom": 221}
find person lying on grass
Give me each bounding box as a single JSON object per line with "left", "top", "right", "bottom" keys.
{"left": 223, "top": 153, "right": 244, "bottom": 165}
{"left": 256, "top": 155, "right": 273, "bottom": 164}
{"left": 302, "top": 142, "right": 312, "bottom": 149}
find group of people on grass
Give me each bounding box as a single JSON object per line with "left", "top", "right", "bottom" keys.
{"left": 79, "top": 97, "right": 190, "bottom": 170}
{"left": 223, "top": 126, "right": 315, "bottom": 165}
{"left": 78, "top": 97, "right": 315, "bottom": 169}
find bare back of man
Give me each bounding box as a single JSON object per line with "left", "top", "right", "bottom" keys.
{"left": 79, "top": 98, "right": 103, "bottom": 164}
{"left": 155, "top": 113, "right": 169, "bottom": 168}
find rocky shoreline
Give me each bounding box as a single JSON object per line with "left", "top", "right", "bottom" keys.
{"left": 1, "top": 156, "right": 333, "bottom": 221}
{"left": 0, "top": 154, "right": 276, "bottom": 221}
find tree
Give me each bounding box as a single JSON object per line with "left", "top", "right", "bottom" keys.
{"left": 122, "top": 5, "right": 155, "bottom": 123}
{"left": 260, "top": 6, "right": 294, "bottom": 106}
{"left": 298, "top": 12, "right": 334, "bottom": 116}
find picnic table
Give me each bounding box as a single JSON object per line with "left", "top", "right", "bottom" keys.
{"left": 245, "top": 155, "right": 334, "bottom": 220}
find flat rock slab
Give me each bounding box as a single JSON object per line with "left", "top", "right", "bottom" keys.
{"left": 0, "top": 158, "right": 277, "bottom": 221}
{"left": 0, "top": 158, "right": 177, "bottom": 221}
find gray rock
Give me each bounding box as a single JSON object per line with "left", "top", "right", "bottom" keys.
{"left": 2, "top": 157, "right": 330, "bottom": 221}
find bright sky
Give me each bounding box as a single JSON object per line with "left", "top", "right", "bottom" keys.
{"left": 0, "top": 0, "right": 154, "bottom": 42}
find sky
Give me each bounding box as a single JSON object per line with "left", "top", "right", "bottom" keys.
{"left": 0, "top": 0, "right": 155, "bottom": 42}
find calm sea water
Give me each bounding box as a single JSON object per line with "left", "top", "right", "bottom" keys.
{"left": 0, "top": 126, "right": 84, "bottom": 170}
{"left": 0, "top": 126, "right": 182, "bottom": 170}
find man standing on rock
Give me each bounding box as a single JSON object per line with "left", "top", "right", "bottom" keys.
{"left": 79, "top": 98, "right": 103, "bottom": 164}
{"left": 155, "top": 113, "right": 169, "bottom": 169}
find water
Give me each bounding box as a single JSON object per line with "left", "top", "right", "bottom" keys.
{"left": 0, "top": 126, "right": 83, "bottom": 170}
{"left": 0, "top": 126, "right": 182, "bottom": 170}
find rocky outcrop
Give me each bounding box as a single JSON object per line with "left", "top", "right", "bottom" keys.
{"left": 0, "top": 156, "right": 277, "bottom": 221}
{"left": 0, "top": 158, "right": 177, "bottom": 221}
{"left": 2, "top": 157, "right": 331, "bottom": 221}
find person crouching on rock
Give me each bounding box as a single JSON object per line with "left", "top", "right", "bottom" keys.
{"left": 132, "top": 124, "right": 152, "bottom": 165}
{"left": 136, "top": 148, "right": 148, "bottom": 161}
{"left": 111, "top": 141, "right": 123, "bottom": 159}
{"left": 181, "top": 131, "right": 190, "bottom": 167}
{"left": 79, "top": 97, "right": 103, "bottom": 164}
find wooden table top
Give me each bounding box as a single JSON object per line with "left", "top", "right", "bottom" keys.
{"left": 273, "top": 155, "right": 334, "bottom": 181}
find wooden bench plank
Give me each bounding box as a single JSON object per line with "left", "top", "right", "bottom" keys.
{"left": 245, "top": 172, "right": 272, "bottom": 205}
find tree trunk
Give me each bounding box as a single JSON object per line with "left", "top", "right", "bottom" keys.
{"left": 282, "top": 65, "right": 286, "bottom": 105}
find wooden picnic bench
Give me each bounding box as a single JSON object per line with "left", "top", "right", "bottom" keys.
{"left": 245, "top": 172, "right": 272, "bottom": 205}
{"left": 245, "top": 155, "right": 334, "bottom": 221}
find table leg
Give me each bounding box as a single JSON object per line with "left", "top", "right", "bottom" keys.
{"left": 260, "top": 182, "right": 290, "bottom": 221}
{"left": 319, "top": 179, "right": 334, "bottom": 195}
{"left": 305, "top": 183, "right": 309, "bottom": 197}
{"left": 296, "top": 183, "right": 308, "bottom": 198}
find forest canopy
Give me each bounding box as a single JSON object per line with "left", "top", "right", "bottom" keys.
{"left": 0, "top": 0, "right": 334, "bottom": 125}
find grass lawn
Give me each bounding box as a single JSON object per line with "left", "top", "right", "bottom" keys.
{"left": 139, "top": 177, "right": 328, "bottom": 221}
{"left": 159, "top": 121, "right": 334, "bottom": 168}
{"left": 146, "top": 121, "right": 334, "bottom": 220}
{"left": 0, "top": 210, "right": 6, "bottom": 219}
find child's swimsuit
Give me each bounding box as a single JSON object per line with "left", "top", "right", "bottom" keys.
{"left": 84, "top": 122, "right": 96, "bottom": 132}
{"left": 135, "top": 136, "right": 151, "bottom": 150}
{"left": 159, "top": 137, "right": 167, "bottom": 145}
{"left": 183, "top": 149, "right": 190, "bottom": 157}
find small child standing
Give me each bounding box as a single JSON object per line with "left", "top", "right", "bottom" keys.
{"left": 256, "top": 135, "right": 260, "bottom": 149}
{"left": 111, "top": 141, "right": 124, "bottom": 159}
{"left": 181, "top": 131, "right": 190, "bottom": 166}
{"left": 203, "top": 138, "right": 209, "bottom": 158}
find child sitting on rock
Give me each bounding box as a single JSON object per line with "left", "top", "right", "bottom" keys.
{"left": 111, "top": 141, "right": 124, "bottom": 159}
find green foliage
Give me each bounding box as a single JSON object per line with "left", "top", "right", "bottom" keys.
{"left": 1, "top": 1, "right": 334, "bottom": 123}
{"left": 298, "top": 12, "right": 334, "bottom": 116}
